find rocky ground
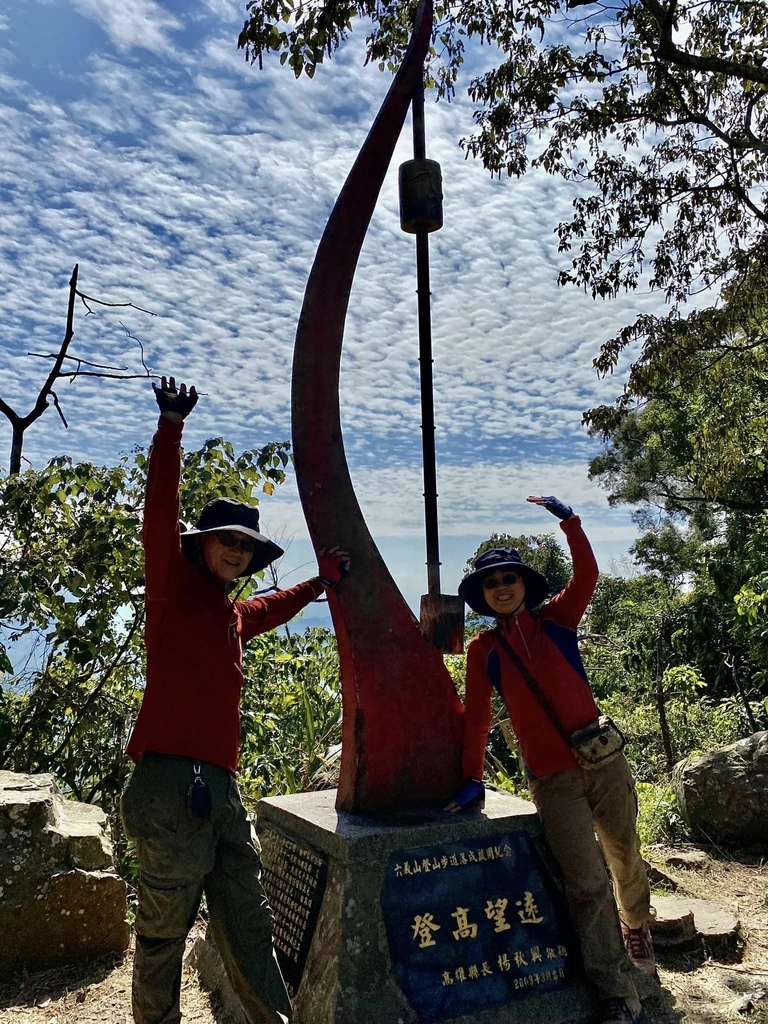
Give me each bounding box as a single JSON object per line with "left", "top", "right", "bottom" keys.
{"left": 0, "top": 844, "right": 765, "bottom": 1024}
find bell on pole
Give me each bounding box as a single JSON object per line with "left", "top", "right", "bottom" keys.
{"left": 399, "top": 78, "right": 464, "bottom": 655}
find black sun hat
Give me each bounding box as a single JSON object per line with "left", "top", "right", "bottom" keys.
{"left": 180, "top": 498, "right": 284, "bottom": 577}
{"left": 458, "top": 547, "right": 550, "bottom": 617}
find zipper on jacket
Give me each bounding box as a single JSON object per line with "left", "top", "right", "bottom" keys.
{"left": 514, "top": 613, "right": 532, "bottom": 659}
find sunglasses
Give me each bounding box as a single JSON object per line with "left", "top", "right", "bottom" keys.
{"left": 215, "top": 531, "right": 256, "bottom": 554}
{"left": 482, "top": 572, "right": 521, "bottom": 590}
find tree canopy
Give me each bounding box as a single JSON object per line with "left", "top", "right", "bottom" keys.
{"left": 239, "top": 0, "right": 768, "bottom": 424}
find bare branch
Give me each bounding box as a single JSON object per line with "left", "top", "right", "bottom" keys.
{"left": 2, "top": 265, "right": 156, "bottom": 473}
{"left": 0, "top": 395, "right": 20, "bottom": 427}
{"left": 48, "top": 391, "right": 68, "bottom": 429}
{"left": 27, "top": 352, "right": 130, "bottom": 372}
{"left": 118, "top": 321, "right": 152, "bottom": 376}
{"left": 59, "top": 371, "right": 154, "bottom": 381}
{"left": 77, "top": 290, "right": 156, "bottom": 317}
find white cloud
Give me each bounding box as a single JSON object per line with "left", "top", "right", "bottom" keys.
{"left": 0, "top": 1, "right": 675, "bottom": 601}
{"left": 66, "top": 0, "right": 181, "bottom": 54}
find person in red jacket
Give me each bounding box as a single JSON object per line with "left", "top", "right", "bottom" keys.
{"left": 121, "top": 377, "right": 348, "bottom": 1024}
{"left": 448, "top": 496, "right": 654, "bottom": 1024}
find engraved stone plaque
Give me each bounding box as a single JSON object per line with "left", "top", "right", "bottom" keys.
{"left": 261, "top": 826, "right": 328, "bottom": 995}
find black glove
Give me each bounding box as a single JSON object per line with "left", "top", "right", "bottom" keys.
{"left": 153, "top": 376, "right": 198, "bottom": 419}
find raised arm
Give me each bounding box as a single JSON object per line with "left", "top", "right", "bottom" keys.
{"left": 143, "top": 376, "right": 198, "bottom": 601}
{"left": 527, "top": 495, "right": 598, "bottom": 629}
{"left": 239, "top": 546, "right": 350, "bottom": 641}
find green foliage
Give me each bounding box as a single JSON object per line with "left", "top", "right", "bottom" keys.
{"left": 587, "top": 331, "right": 768, "bottom": 725}
{"left": 734, "top": 514, "right": 768, "bottom": 647}
{"left": 634, "top": 781, "right": 688, "bottom": 849}
{"left": 588, "top": 341, "right": 768, "bottom": 514}
{"left": 466, "top": 532, "right": 571, "bottom": 593}
{"left": 238, "top": 627, "right": 342, "bottom": 804}
{"left": 239, "top": 1, "right": 768, "bottom": 412}
{"left": 601, "top": 694, "right": 748, "bottom": 784}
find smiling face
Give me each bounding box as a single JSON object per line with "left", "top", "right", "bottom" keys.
{"left": 200, "top": 530, "right": 255, "bottom": 584}
{"left": 481, "top": 569, "right": 526, "bottom": 616}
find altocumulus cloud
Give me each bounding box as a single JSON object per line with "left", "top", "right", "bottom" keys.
{"left": 0, "top": 1, "right": 661, "bottom": 607}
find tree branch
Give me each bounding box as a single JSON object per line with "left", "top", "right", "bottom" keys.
{"left": 77, "top": 290, "right": 156, "bottom": 317}
{"left": 647, "top": 0, "right": 768, "bottom": 86}
{"left": 2, "top": 265, "right": 156, "bottom": 473}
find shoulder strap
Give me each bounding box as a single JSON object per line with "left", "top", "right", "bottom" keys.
{"left": 493, "top": 627, "right": 572, "bottom": 747}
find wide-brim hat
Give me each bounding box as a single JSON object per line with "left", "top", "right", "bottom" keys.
{"left": 180, "top": 497, "right": 284, "bottom": 577}
{"left": 458, "top": 546, "right": 550, "bottom": 617}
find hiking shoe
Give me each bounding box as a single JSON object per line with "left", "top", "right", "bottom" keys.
{"left": 621, "top": 921, "right": 658, "bottom": 979}
{"left": 597, "top": 997, "right": 643, "bottom": 1024}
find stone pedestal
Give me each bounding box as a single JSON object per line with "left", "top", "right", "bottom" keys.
{"left": 256, "top": 789, "right": 595, "bottom": 1024}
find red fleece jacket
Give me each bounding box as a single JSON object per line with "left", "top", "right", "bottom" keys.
{"left": 125, "top": 417, "right": 320, "bottom": 773}
{"left": 462, "top": 516, "right": 600, "bottom": 781}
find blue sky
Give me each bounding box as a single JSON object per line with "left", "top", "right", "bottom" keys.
{"left": 0, "top": 0, "right": 667, "bottom": 624}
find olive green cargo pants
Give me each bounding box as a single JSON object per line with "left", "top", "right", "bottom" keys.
{"left": 529, "top": 753, "right": 650, "bottom": 1003}
{"left": 121, "top": 753, "right": 292, "bottom": 1024}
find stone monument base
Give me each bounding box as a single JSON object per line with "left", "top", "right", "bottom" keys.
{"left": 256, "top": 789, "right": 596, "bottom": 1024}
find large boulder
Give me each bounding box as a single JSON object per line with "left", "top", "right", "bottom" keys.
{"left": 0, "top": 770, "right": 131, "bottom": 978}
{"left": 671, "top": 732, "right": 768, "bottom": 846}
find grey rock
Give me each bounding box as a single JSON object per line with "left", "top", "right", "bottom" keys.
{"left": 671, "top": 732, "right": 768, "bottom": 845}
{"left": 730, "top": 990, "right": 767, "bottom": 1015}
{"left": 644, "top": 859, "right": 679, "bottom": 891}
{"left": 0, "top": 771, "right": 130, "bottom": 978}
{"left": 663, "top": 850, "right": 710, "bottom": 871}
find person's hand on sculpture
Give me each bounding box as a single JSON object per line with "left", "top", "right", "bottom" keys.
{"left": 526, "top": 494, "right": 573, "bottom": 520}
{"left": 317, "top": 546, "right": 350, "bottom": 589}
{"left": 445, "top": 778, "right": 485, "bottom": 813}
{"left": 153, "top": 375, "right": 199, "bottom": 422}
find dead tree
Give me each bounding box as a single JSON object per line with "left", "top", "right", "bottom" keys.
{"left": 0, "top": 265, "right": 155, "bottom": 474}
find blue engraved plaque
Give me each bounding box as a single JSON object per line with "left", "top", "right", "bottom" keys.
{"left": 380, "top": 831, "right": 576, "bottom": 1021}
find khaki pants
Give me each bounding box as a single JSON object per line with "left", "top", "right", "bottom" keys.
{"left": 530, "top": 753, "right": 650, "bottom": 1002}
{"left": 121, "top": 753, "right": 292, "bottom": 1024}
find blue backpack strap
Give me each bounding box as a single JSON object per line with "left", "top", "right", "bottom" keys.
{"left": 486, "top": 614, "right": 537, "bottom": 695}
{"left": 486, "top": 648, "right": 502, "bottom": 695}
{"left": 541, "top": 618, "right": 589, "bottom": 682}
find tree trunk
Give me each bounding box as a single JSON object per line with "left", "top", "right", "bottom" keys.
{"left": 655, "top": 672, "right": 675, "bottom": 774}
{"left": 9, "top": 423, "right": 24, "bottom": 475}
{"left": 656, "top": 617, "right": 675, "bottom": 773}
{"left": 728, "top": 651, "right": 758, "bottom": 733}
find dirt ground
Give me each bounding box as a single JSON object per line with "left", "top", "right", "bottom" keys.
{"left": 0, "top": 844, "right": 765, "bottom": 1024}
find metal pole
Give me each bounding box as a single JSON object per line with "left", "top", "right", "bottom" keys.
{"left": 412, "top": 80, "right": 441, "bottom": 596}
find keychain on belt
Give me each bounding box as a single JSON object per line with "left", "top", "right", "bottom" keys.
{"left": 187, "top": 763, "right": 212, "bottom": 819}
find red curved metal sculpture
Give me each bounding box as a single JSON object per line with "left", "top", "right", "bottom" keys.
{"left": 291, "top": 0, "right": 464, "bottom": 813}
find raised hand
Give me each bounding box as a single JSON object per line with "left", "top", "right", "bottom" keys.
{"left": 317, "top": 546, "right": 350, "bottom": 588}
{"left": 527, "top": 495, "right": 573, "bottom": 521}
{"left": 152, "top": 375, "right": 199, "bottom": 421}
